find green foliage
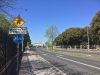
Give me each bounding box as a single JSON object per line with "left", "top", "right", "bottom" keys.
{"left": 91, "top": 11, "right": 100, "bottom": 27}
{"left": 90, "top": 11, "right": 100, "bottom": 45}
{"left": 0, "top": 14, "right": 14, "bottom": 32}
{"left": 54, "top": 34, "right": 63, "bottom": 45}
{"left": 24, "top": 32, "right": 31, "bottom": 47}
{"left": 55, "top": 28, "right": 86, "bottom": 46}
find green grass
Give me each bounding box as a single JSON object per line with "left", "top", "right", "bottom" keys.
{"left": 67, "top": 53, "right": 100, "bottom": 61}
{"left": 42, "top": 48, "right": 100, "bottom": 61}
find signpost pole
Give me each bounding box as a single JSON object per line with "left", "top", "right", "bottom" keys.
{"left": 22, "top": 35, "right": 24, "bottom": 52}
{"left": 16, "top": 43, "right": 19, "bottom": 72}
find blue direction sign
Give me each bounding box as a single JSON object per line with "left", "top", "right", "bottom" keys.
{"left": 13, "top": 35, "right": 22, "bottom": 44}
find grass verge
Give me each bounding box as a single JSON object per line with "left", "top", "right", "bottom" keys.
{"left": 42, "top": 48, "right": 100, "bottom": 61}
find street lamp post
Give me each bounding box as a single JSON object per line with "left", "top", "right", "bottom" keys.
{"left": 87, "top": 26, "right": 90, "bottom": 51}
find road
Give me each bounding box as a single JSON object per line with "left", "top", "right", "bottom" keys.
{"left": 34, "top": 48, "right": 100, "bottom": 75}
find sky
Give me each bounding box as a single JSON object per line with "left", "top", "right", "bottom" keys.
{"left": 8, "top": 0, "right": 100, "bottom": 44}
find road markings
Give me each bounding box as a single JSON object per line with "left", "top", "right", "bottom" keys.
{"left": 41, "top": 55, "right": 67, "bottom": 75}
{"left": 27, "top": 50, "right": 66, "bottom": 75}
{"left": 57, "top": 56, "right": 100, "bottom": 70}
{"left": 44, "top": 60, "right": 66, "bottom": 75}
{"left": 41, "top": 49, "right": 100, "bottom": 70}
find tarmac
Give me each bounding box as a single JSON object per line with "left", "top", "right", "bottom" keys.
{"left": 19, "top": 50, "right": 65, "bottom": 75}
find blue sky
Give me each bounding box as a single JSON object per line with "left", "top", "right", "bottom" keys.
{"left": 9, "top": 0, "right": 100, "bottom": 44}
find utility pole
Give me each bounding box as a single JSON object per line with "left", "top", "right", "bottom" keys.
{"left": 87, "top": 26, "right": 90, "bottom": 51}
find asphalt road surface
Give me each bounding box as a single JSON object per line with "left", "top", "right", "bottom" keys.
{"left": 33, "top": 48, "right": 100, "bottom": 75}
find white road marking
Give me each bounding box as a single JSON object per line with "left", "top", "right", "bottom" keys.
{"left": 57, "top": 56, "right": 100, "bottom": 70}
{"left": 43, "top": 57, "right": 66, "bottom": 75}
{"left": 43, "top": 54, "right": 47, "bottom": 56}
{"left": 39, "top": 53, "right": 66, "bottom": 75}
{"left": 27, "top": 50, "right": 66, "bottom": 75}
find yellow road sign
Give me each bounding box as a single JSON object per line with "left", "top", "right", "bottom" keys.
{"left": 12, "top": 16, "right": 24, "bottom": 27}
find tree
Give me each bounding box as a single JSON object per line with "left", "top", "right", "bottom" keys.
{"left": 91, "top": 11, "right": 100, "bottom": 27}
{"left": 67, "top": 28, "right": 83, "bottom": 45}
{"left": 45, "top": 25, "right": 58, "bottom": 50}
{"left": 54, "top": 34, "right": 63, "bottom": 46}
{"left": 24, "top": 32, "right": 31, "bottom": 48}
{"left": 0, "top": 14, "right": 14, "bottom": 31}
{"left": 0, "top": 14, "right": 15, "bottom": 65}
{"left": 55, "top": 28, "right": 87, "bottom": 48}
{"left": 90, "top": 11, "right": 100, "bottom": 45}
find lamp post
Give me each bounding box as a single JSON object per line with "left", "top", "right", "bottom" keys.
{"left": 87, "top": 26, "right": 90, "bottom": 51}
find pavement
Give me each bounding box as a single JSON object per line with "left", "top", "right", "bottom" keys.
{"left": 19, "top": 50, "right": 66, "bottom": 75}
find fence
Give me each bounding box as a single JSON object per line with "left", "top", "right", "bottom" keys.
{"left": 0, "top": 29, "right": 23, "bottom": 75}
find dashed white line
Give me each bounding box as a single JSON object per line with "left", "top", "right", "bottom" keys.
{"left": 41, "top": 55, "right": 67, "bottom": 75}
{"left": 27, "top": 50, "right": 66, "bottom": 75}
{"left": 57, "top": 56, "right": 100, "bottom": 70}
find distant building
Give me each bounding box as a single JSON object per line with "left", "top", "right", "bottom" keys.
{"left": 33, "top": 43, "right": 44, "bottom": 48}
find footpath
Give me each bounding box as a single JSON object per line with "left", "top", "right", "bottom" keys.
{"left": 19, "top": 50, "right": 66, "bottom": 75}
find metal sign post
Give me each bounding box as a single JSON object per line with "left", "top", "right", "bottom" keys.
{"left": 22, "top": 35, "right": 24, "bottom": 52}
{"left": 13, "top": 35, "right": 22, "bottom": 73}
{"left": 16, "top": 43, "right": 19, "bottom": 72}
